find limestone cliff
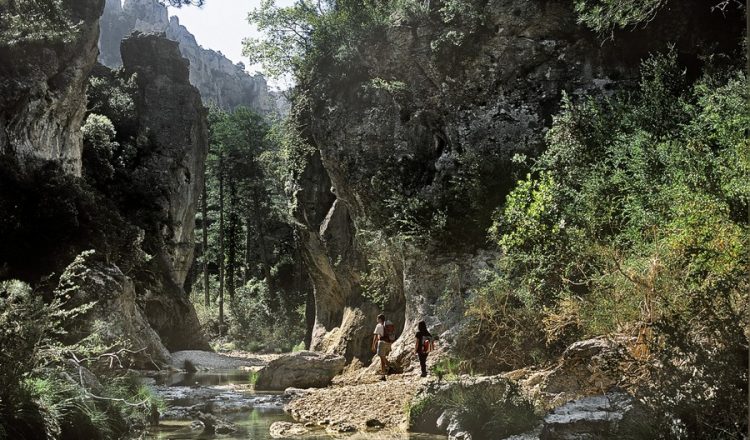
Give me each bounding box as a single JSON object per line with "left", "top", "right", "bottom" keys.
{"left": 0, "top": 1, "right": 208, "bottom": 359}
{"left": 59, "top": 251, "right": 172, "bottom": 367}
{"left": 294, "top": 0, "right": 744, "bottom": 365}
{"left": 0, "top": 0, "right": 105, "bottom": 175}
{"left": 119, "top": 32, "right": 210, "bottom": 350}
{"left": 98, "top": 0, "right": 280, "bottom": 114}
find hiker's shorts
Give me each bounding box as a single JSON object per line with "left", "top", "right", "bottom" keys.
{"left": 376, "top": 340, "right": 391, "bottom": 357}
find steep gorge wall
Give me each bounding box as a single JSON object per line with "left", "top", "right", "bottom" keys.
{"left": 98, "top": 0, "right": 279, "bottom": 114}
{"left": 0, "top": 1, "right": 209, "bottom": 355}
{"left": 295, "top": 0, "right": 744, "bottom": 365}
{"left": 118, "top": 32, "right": 210, "bottom": 350}
{"left": 0, "top": 0, "right": 105, "bottom": 175}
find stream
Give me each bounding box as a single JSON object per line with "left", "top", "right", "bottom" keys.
{"left": 143, "top": 370, "right": 447, "bottom": 440}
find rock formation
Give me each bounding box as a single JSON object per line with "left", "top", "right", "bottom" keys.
{"left": 0, "top": 0, "right": 210, "bottom": 356}
{"left": 0, "top": 0, "right": 105, "bottom": 175}
{"left": 119, "top": 32, "right": 210, "bottom": 350}
{"left": 254, "top": 351, "right": 346, "bottom": 390}
{"left": 57, "top": 251, "right": 172, "bottom": 367}
{"left": 294, "top": 0, "right": 744, "bottom": 366}
{"left": 98, "top": 0, "right": 280, "bottom": 114}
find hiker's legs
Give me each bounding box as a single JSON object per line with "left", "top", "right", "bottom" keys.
{"left": 418, "top": 353, "right": 428, "bottom": 376}
{"left": 376, "top": 341, "right": 390, "bottom": 374}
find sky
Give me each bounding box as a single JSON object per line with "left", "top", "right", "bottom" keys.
{"left": 168, "top": 0, "right": 295, "bottom": 88}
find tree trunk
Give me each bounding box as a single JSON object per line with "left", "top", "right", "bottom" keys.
{"left": 250, "top": 187, "right": 272, "bottom": 283}
{"left": 226, "top": 178, "right": 238, "bottom": 301}
{"left": 244, "top": 216, "right": 251, "bottom": 284}
{"left": 250, "top": 186, "right": 276, "bottom": 312}
{"left": 202, "top": 172, "right": 210, "bottom": 307}
{"left": 218, "top": 152, "right": 225, "bottom": 335}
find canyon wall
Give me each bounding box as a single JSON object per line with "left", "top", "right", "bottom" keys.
{"left": 98, "top": 0, "right": 280, "bottom": 114}
{"left": 0, "top": 1, "right": 210, "bottom": 355}
{"left": 0, "top": 0, "right": 105, "bottom": 175}
{"left": 119, "top": 32, "right": 209, "bottom": 350}
{"left": 294, "top": 0, "right": 744, "bottom": 365}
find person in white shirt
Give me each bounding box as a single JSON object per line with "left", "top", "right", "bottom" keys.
{"left": 371, "top": 314, "right": 391, "bottom": 380}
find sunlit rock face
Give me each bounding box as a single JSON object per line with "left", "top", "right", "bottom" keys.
{"left": 0, "top": 0, "right": 105, "bottom": 175}
{"left": 294, "top": 1, "right": 744, "bottom": 365}
{"left": 58, "top": 251, "right": 173, "bottom": 368}
{"left": 98, "top": 0, "right": 281, "bottom": 114}
{"left": 119, "top": 32, "right": 210, "bottom": 350}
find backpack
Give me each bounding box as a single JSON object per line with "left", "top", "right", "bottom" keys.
{"left": 420, "top": 335, "right": 432, "bottom": 353}
{"left": 382, "top": 321, "right": 396, "bottom": 343}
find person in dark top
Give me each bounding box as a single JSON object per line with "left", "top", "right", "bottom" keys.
{"left": 415, "top": 320, "right": 434, "bottom": 378}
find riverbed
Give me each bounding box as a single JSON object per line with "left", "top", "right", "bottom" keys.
{"left": 144, "top": 369, "right": 447, "bottom": 440}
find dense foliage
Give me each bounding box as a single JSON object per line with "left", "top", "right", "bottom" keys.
{"left": 193, "top": 107, "right": 310, "bottom": 352}
{"left": 0, "top": 280, "right": 161, "bottom": 440}
{"left": 461, "top": 52, "right": 749, "bottom": 437}
{"left": 0, "top": 155, "right": 144, "bottom": 282}
{"left": 0, "top": 0, "right": 79, "bottom": 45}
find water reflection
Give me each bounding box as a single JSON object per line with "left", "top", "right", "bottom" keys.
{"left": 153, "top": 369, "right": 255, "bottom": 387}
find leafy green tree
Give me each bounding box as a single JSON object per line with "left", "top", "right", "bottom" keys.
{"left": 243, "top": 0, "right": 323, "bottom": 77}
{"left": 573, "top": 0, "right": 668, "bottom": 35}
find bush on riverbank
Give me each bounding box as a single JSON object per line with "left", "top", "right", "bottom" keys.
{"left": 461, "top": 52, "right": 748, "bottom": 436}
{"left": 409, "top": 378, "right": 539, "bottom": 439}
{"left": 0, "top": 280, "right": 161, "bottom": 439}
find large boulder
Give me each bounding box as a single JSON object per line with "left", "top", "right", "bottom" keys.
{"left": 57, "top": 251, "right": 171, "bottom": 368}
{"left": 542, "top": 338, "right": 629, "bottom": 395}
{"left": 411, "top": 375, "right": 539, "bottom": 438}
{"left": 509, "top": 337, "right": 631, "bottom": 410}
{"left": 254, "top": 351, "right": 345, "bottom": 390}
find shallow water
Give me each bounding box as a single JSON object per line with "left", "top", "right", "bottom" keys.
{"left": 144, "top": 370, "right": 447, "bottom": 440}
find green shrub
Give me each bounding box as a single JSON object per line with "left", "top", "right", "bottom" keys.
{"left": 573, "top": 0, "right": 668, "bottom": 35}
{"left": 411, "top": 379, "right": 540, "bottom": 439}
{"left": 0, "top": 0, "right": 79, "bottom": 45}
{"left": 457, "top": 280, "right": 551, "bottom": 373}
{"left": 0, "top": 280, "right": 161, "bottom": 439}
{"left": 473, "top": 51, "right": 748, "bottom": 436}
{"left": 429, "top": 357, "right": 462, "bottom": 382}
{"left": 407, "top": 395, "right": 438, "bottom": 432}
{"left": 226, "top": 278, "right": 306, "bottom": 352}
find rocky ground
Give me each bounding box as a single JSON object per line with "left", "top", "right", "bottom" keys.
{"left": 284, "top": 369, "right": 431, "bottom": 435}
{"left": 153, "top": 338, "right": 636, "bottom": 439}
